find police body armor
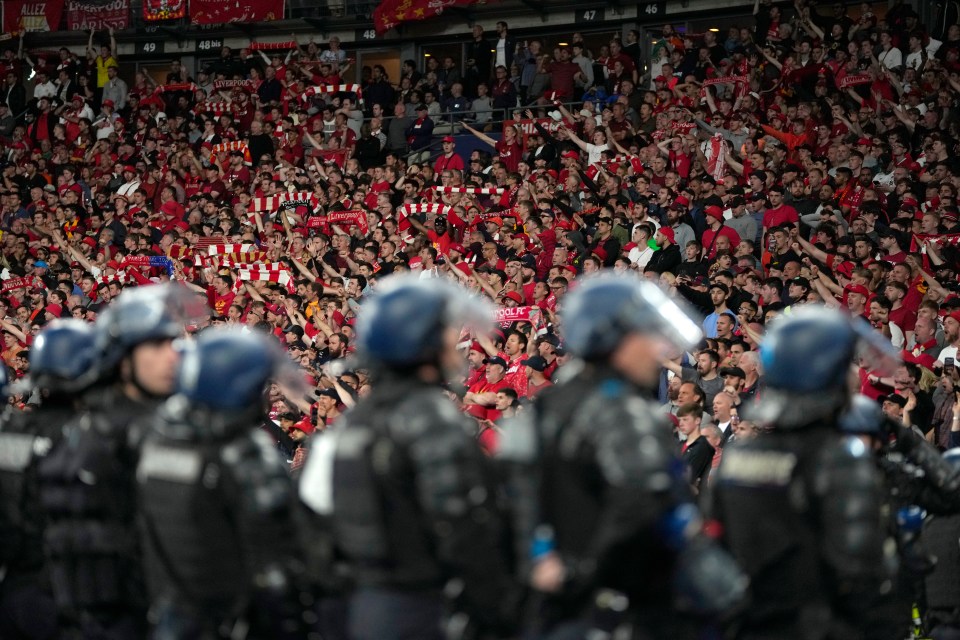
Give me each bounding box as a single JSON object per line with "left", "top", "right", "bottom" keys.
{"left": 713, "top": 427, "right": 887, "bottom": 640}
{"left": 303, "top": 378, "right": 518, "bottom": 636}
{"left": 0, "top": 407, "right": 70, "bottom": 640}
{"left": 35, "top": 389, "right": 148, "bottom": 631}
{"left": 136, "top": 410, "right": 308, "bottom": 639}
{"left": 502, "top": 367, "right": 705, "bottom": 638}
{"left": 924, "top": 513, "right": 960, "bottom": 634}
{"left": 0, "top": 407, "right": 68, "bottom": 577}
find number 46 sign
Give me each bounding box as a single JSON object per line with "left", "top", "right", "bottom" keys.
{"left": 640, "top": 1, "right": 666, "bottom": 17}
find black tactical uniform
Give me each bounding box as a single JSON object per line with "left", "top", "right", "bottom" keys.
{"left": 35, "top": 285, "right": 207, "bottom": 639}
{"left": 138, "top": 410, "right": 310, "bottom": 638}
{"left": 713, "top": 427, "right": 887, "bottom": 639}
{"left": 303, "top": 378, "right": 519, "bottom": 640}
{"left": 0, "top": 318, "right": 100, "bottom": 640}
{"left": 0, "top": 407, "right": 63, "bottom": 640}
{"left": 300, "top": 277, "right": 521, "bottom": 640}
{"left": 36, "top": 387, "right": 150, "bottom": 638}
{"left": 502, "top": 276, "right": 745, "bottom": 640}
{"left": 712, "top": 307, "right": 894, "bottom": 640}
{"left": 136, "top": 327, "right": 316, "bottom": 639}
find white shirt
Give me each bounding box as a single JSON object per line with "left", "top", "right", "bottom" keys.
{"left": 496, "top": 38, "right": 508, "bottom": 68}
{"left": 878, "top": 47, "right": 902, "bottom": 70}
{"left": 33, "top": 80, "right": 56, "bottom": 100}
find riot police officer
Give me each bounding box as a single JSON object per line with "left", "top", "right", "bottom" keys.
{"left": 500, "top": 275, "right": 746, "bottom": 640}
{"left": 137, "top": 327, "right": 317, "bottom": 639}
{"left": 924, "top": 449, "right": 960, "bottom": 639}
{"left": 0, "top": 319, "right": 99, "bottom": 640}
{"left": 299, "top": 275, "right": 521, "bottom": 640}
{"left": 712, "top": 307, "right": 895, "bottom": 639}
{"left": 36, "top": 284, "right": 206, "bottom": 639}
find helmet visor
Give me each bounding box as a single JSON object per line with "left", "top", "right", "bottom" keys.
{"left": 852, "top": 316, "right": 900, "bottom": 377}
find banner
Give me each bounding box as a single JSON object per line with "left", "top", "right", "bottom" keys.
{"left": 67, "top": 0, "right": 130, "bottom": 31}
{"left": 304, "top": 210, "right": 369, "bottom": 234}
{"left": 190, "top": 0, "right": 284, "bottom": 25}
{"left": 839, "top": 73, "right": 872, "bottom": 89}
{"left": 121, "top": 255, "right": 174, "bottom": 275}
{"left": 502, "top": 118, "right": 560, "bottom": 149}
{"left": 143, "top": 0, "right": 185, "bottom": 21}
{"left": 374, "top": 0, "right": 486, "bottom": 35}
{"left": 3, "top": 0, "right": 63, "bottom": 33}
{"left": 494, "top": 305, "right": 546, "bottom": 334}
{"left": 1, "top": 276, "right": 40, "bottom": 293}
{"left": 212, "top": 79, "right": 258, "bottom": 91}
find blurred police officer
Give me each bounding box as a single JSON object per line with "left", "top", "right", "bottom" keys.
{"left": 0, "top": 319, "right": 98, "bottom": 640}
{"left": 924, "top": 449, "right": 960, "bottom": 639}
{"left": 37, "top": 284, "right": 206, "bottom": 639}
{"left": 501, "top": 275, "right": 746, "bottom": 640}
{"left": 137, "top": 328, "right": 317, "bottom": 639}
{"left": 712, "top": 307, "right": 895, "bottom": 639}
{"left": 299, "top": 275, "right": 521, "bottom": 640}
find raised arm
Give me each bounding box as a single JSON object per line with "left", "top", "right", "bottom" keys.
{"left": 461, "top": 121, "right": 498, "bottom": 148}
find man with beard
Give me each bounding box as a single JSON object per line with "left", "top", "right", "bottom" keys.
{"left": 644, "top": 226, "right": 681, "bottom": 275}
{"left": 318, "top": 331, "right": 348, "bottom": 365}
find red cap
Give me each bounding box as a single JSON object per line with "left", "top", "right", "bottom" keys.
{"left": 675, "top": 195, "right": 690, "bottom": 207}
{"left": 264, "top": 303, "right": 282, "bottom": 316}
{"left": 705, "top": 205, "right": 724, "bottom": 221}
{"left": 901, "top": 350, "right": 937, "bottom": 370}
{"left": 658, "top": 226, "right": 675, "bottom": 243}
{"left": 448, "top": 243, "right": 466, "bottom": 255}
{"left": 44, "top": 304, "right": 62, "bottom": 318}
{"left": 123, "top": 165, "right": 137, "bottom": 173}
{"left": 102, "top": 99, "right": 115, "bottom": 108}
{"left": 291, "top": 417, "right": 316, "bottom": 435}
{"left": 561, "top": 150, "right": 580, "bottom": 159}
{"left": 441, "top": 135, "right": 455, "bottom": 143}
{"left": 947, "top": 311, "right": 960, "bottom": 325}
{"left": 504, "top": 291, "right": 523, "bottom": 304}
{"left": 857, "top": 137, "right": 871, "bottom": 145}
{"left": 593, "top": 246, "right": 608, "bottom": 261}
{"left": 844, "top": 283, "right": 871, "bottom": 297}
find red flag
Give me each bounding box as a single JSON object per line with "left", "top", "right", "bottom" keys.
{"left": 67, "top": 0, "right": 130, "bottom": 31}
{"left": 374, "top": 0, "right": 486, "bottom": 35}
{"left": 2, "top": 0, "right": 63, "bottom": 33}
{"left": 143, "top": 0, "right": 185, "bottom": 21}
{"left": 190, "top": 0, "right": 284, "bottom": 25}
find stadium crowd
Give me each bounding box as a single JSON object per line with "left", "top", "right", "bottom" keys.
{"left": 0, "top": 0, "right": 958, "bottom": 479}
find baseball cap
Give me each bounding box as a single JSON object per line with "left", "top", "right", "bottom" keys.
{"left": 658, "top": 226, "right": 675, "bottom": 243}
{"left": 33, "top": 260, "right": 49, "bottom": 269}
{"left": 442, "top": 135, "right": 455, "bottom": 143}
{"left": 484, "top": 355, "right": 508, "bottom": 368}
{"left": 503, "top": 291, "right": 523, "bottom": 304}
{"left": 520, "top": 355, "right": 548, "bottom": 372}
{"left": 844, "top": 283, "right": 871, "bottom": 297}
{"left": 44, "top": 304, "right": 62, "bottom": 318}
{"left": 879, "top": 394, "right": 907, "bottom": 408}
{"left": 719, "top": 366, "right": 746, "bottom": 379}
